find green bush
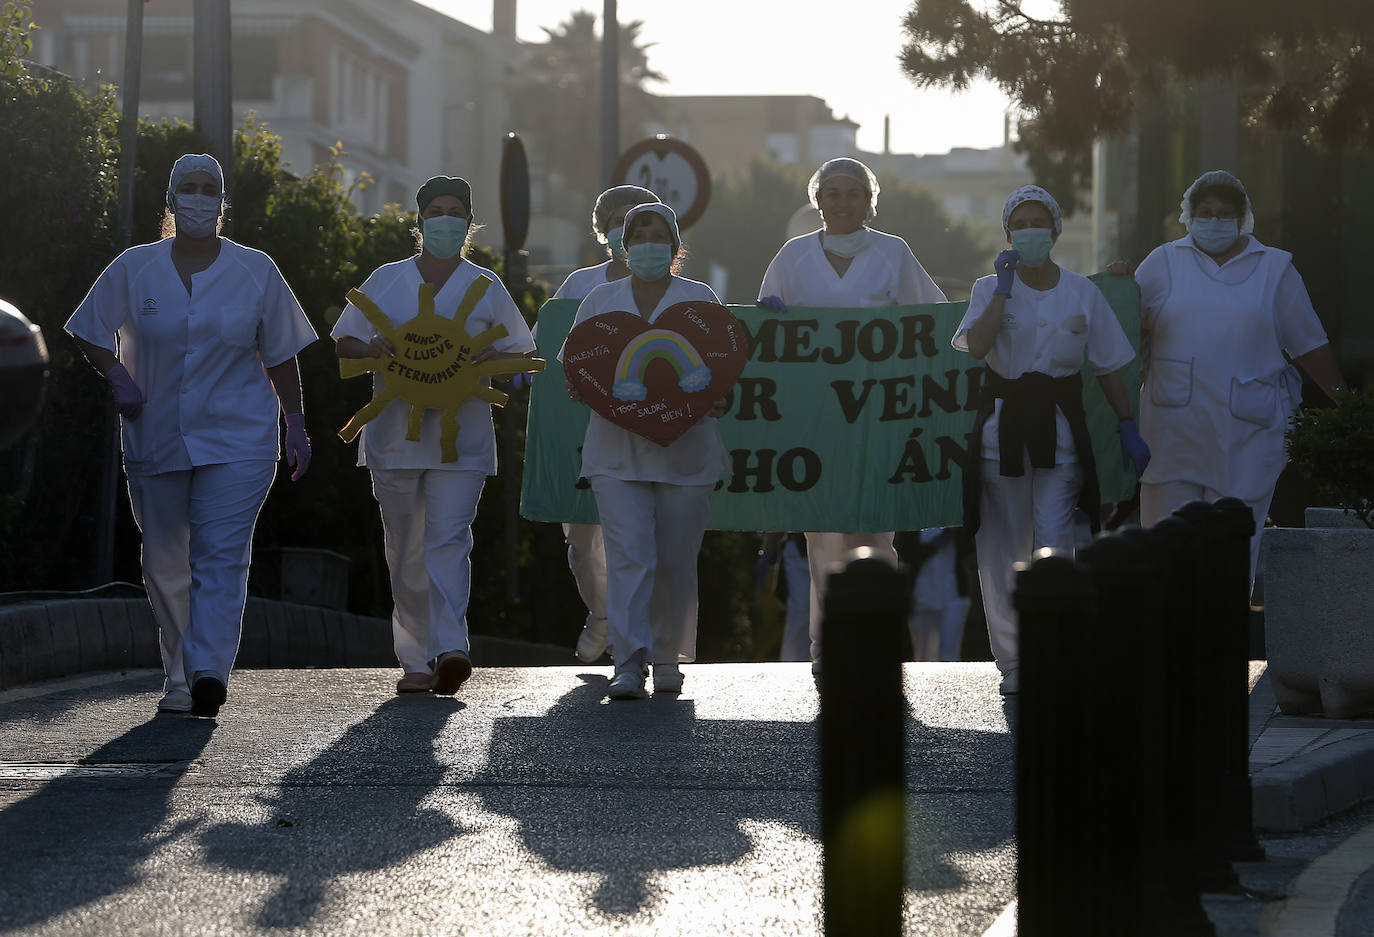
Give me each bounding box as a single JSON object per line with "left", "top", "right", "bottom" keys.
{"left": 1286, "top": 389, "right": 1374, "bottom": 528}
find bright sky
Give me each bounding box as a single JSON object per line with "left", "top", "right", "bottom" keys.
{"left": 424, "top": 0, "right": 1020, "bottom": 157}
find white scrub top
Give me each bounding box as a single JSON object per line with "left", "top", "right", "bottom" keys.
{"left": 553, "top": 261, "right": 616, "bottom": 300}
{"left": 758, "top": 228, "right": 947, "bottom": 308}
{"left": 557, "top": 275, "right": 729, "bottom": 486}
{"left": 1134, "top": 235, "right": 1326, "bottom": 499}
{"left": 64, "top": 237, "right": 317, "bottom": 476}
{"left": 953, "top": 268, "right": 1135, "bottom": 462}
{"left": 331, "top": 257, "right": 535, "bottom": 473}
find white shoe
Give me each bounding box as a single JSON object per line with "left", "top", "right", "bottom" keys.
{"left": 607, "top": 669, "right": 648, "bottom": 700}
{"left": 652, "top": 664, "right": 683, "bottom": 694}
{"left": 575, "top": 616, "right": 609, "bottom": 662}
{"left": 157, "top": 688, "right": 192, "bottom": 713}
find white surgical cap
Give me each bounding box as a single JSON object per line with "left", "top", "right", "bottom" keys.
{"left": 1179, "top": 170, "right": 1255, "bottom": 234}
{"left": 1002, "top": 185, "right": 1063, "bottom": 237}
{"left": 808, "top": 157, "right": 880, "bottom": 222}
{"left": 591, "top": 185, "right": 659, "bottom": 242}
{"left": 166, "top": 153, "right": 224, "bottom": 210}
{"left": 622, "top": 202, "right": 681, "bottom": 253}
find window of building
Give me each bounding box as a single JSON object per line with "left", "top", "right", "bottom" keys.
{"left": 142, "top": 35, "right": 190, "bottom": 99}
{"left": 232, "top": 36, "right": 277, "bottom": 100}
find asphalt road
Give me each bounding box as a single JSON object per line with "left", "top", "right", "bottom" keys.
{"left": 0, "top": 663, "right": 1017, "bottom": 937}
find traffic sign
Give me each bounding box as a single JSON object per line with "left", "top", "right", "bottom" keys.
{"left": 612, "top": 135, "right": 711, "bottom": 230}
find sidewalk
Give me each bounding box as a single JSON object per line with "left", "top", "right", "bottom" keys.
{"left": 1247, "top": 663, "right": 1374, "bottom": 832}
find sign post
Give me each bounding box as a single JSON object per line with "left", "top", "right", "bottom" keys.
{"left": 500, "top": 132, "right": 532, "bottom": 604}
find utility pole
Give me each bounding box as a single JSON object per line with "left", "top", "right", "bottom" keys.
{"left": 600, "top": 0, "right": 619, "bottom": 188}
{"left": 194, "top": 0, "right": 233, "bottom": 226}
{"left": 96, "top": 0, "right": 146, "bottom": 584}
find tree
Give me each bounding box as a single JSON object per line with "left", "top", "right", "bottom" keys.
{"left": 899, "top": 0, "right": 1374, "bottom": 207}
{"left": 509, "top": 9, "right": 665, "bottom": 209}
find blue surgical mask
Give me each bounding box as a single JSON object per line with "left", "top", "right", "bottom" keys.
{"left": 174, "top": 194, "right": 222, "bottom": 238}
{"left": 1191, "top": 218, "right": 1239, "bottom": 255}
{"left": 607, "top": 225, "right": 625, "bottom": 260}
{"left": 627, "top": 242, "right": 673, "bottom": 281}
{"left": 423, "top": 215, "right": 469, "bottom": 259}
{"left": 1010, "top": 227, "right": 1054, "bottom": 267}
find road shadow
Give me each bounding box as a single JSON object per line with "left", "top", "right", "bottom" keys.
{"left": 469, "top": 674, "right": 1014, "bottom": 918}
{"left": 197, "top": 694, "right": 467, "bottom": 929}
{"left": 0, "top": 715, "right": 215, "bottom": 931}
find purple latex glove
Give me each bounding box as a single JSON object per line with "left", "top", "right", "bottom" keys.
{"left": 1118, "top": 419, "right": 1151, "bottom": 477}
{"left": 993, "top": 250, "right": 1019, "bottom": 296}
{"left": 284, "top": 412, "right": 311, "bottom": 482}
{"left": 754, "top": 551, "right": 774, "bottom": 589}
{"left": 511, "top": 371, "right": 532, "bottom": 390}
{"left": 756, "top": 295, "right": 788, "bottom": 314}
{"left": 105, "top": 363, "right": 144, "bottom": 421}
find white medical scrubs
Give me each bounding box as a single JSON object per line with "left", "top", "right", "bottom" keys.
{"left": 953, "top": 268, "right": 1135, "bottom": 683}
{"left": 1135, "top": 235, "right": 1327, "bottom": 579}
{"left": 64, "top": 237, "right": 317, "bottom": 695}
{"left": 908, "top": 528, "right": 970, "bottom": 662}
{"left": 332, "top": 257, "right": 535, "bottom": 674}
{"left": 550, "top": 261, "right": 618, "bottom": 635}
{"left": 758, "top": 228, "right": 947, "bottom": 660}
{"left": 557, "top": 275, "right": 728, "bottom": 668}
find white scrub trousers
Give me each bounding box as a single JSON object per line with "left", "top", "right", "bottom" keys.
{"left": 974, "top": 458, "right": 1083, "bottom": 682}
{"left": 590, "top": 477, "right": 713, "bottom": 669}
{"left": 127, "top": 459, "right": 277, "bottom": 695}
{"left": 1140, "top": 481, "right": 1273, "bottom": 587}
{"left": 806, "top": 531, "right": 900, "bottom": 662}
{"left": 563, "top": 521, "right": 608, "bottom": 625}
{"left": 372, "top": 468, "right": 485, "bottom": 674}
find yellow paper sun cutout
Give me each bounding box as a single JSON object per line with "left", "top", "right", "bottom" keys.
{"left": 337, "top": 277, "right": 545, "bottom": 462}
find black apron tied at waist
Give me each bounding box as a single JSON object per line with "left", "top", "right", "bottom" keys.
{"left": 960, "top": 369, "right": 1102, "bottom": 538}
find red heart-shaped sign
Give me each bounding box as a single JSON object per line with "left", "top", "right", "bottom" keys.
{"left": 563, "top": 300, "right": 748, "bottom": 446}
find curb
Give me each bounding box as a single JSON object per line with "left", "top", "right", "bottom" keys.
{"left": 0, "top": 598, "right": 573, "bottom": 690}
{"left": 1251, "top": 732, "right": 1374, "bottom": 832}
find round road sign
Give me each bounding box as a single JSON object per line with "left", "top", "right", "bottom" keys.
{"left": 612, "top": 135, "right": 711, "bottom": 230}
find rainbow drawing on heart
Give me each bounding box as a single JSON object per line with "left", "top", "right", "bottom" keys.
{"left": 611, "top": 327, "right": 713, "bottom": 402}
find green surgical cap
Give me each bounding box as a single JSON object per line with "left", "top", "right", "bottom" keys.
{"left": 416, "top": 176, "right": 472, "bottom": 215}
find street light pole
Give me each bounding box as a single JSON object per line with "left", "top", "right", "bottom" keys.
{"left": 95, "top": 0, "right": 147, "bottom": 584}
{"left": 193, "top": 0, "right": 233, "bottom": 228}
{"left": 600, "top": 0, "right": 619, "bottom": 189}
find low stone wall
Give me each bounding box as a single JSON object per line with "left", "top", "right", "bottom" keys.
{"left": 0, "top": 597, "right": 573, "bottom": 689}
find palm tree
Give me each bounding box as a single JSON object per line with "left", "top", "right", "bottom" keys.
{"left": 510, "top": 9, "right": 666, "bottom": 216}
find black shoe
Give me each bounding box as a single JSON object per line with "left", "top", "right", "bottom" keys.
{"left": 190, "top": 676, "right": 227, "bottom": 718}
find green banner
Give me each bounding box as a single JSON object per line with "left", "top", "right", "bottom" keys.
{"left": 520, "top": 274, "right": 1142, "bottom": 531}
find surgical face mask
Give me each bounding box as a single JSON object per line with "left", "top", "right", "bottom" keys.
{"left": 822, "top": 228, "right": 870, "bottom": 258}
{"left": 1010, "top": 227, "right": 1054, "bottom": 267}
{"left": 606, "top": 225, "right": 625, "bottom": 260}
{"left": 174, "top": 194, "right": 222, "bottom": 238}
{"left": 422, "top": 215, "right": 469, "bottom": 259}
{"left": 627, "top": 242, "right": 673, "bottom": 281}
{"left": 1190, "top": 217, "right": 1239, "bottom": 255}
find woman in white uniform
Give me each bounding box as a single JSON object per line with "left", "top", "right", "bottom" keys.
{"left": 1132, "top": 170, "right": 1344, "bottom": 580}
{"left": 756, "top": 156, "right": 947, "bottom": 674}
{"left": 66, "top": 153, "right": 317, "bottom": 718}
{"left": 550, "top": 184, "right": 660, "bottom": 664}
{"left": 559, "top": 203, "right": 728, "bottom": 700}
{"left": 333, "top": 176, "right": 536, "bottom": 697}
{"left": 953, "top": 185, "right": 1149, "bottom": 695}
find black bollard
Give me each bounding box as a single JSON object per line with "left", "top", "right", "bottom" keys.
{"left": 1212, "top": 497, "right": 1266, "bottom": 861}
{"left": 1173, "top": 500, "right": 1250, "bottom": 880}
{"left": 1012, "top": 548, "right": 1101, "bottom": 937}
{"left": 1146, "top": 517, "right": 1239, "bottom": 895}
{"left": 1114, "top": 524, "right": 1219, "bottom": 934}
{"left": 820, "top": 548, "right": 908, "bottom": 937}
